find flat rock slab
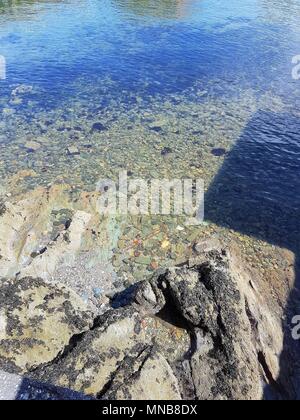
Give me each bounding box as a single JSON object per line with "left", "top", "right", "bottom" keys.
{"left": 0, "top": 277, "right": 93, "bottom": 374}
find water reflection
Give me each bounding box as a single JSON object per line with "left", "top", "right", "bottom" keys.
{"left": 0, "top": 0, "right": 65, "bottom": 22}
{"left": 113, "top": 0, "right": 198, "bottom": 19}
{"left": 0, "top": 0, "right": 62, "bottom": 13}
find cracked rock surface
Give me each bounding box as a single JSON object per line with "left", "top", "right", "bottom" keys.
{"left": 0, "top": 249, "right": 290, "bottom": 400}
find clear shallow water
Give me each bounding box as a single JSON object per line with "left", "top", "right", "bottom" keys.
{"left": 1, "top": 0, "right": 300, "bottom": 105}
{"left": 0, "top": 0, "right": 300, "bottom": 280}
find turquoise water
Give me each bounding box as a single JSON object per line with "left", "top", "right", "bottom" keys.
{"left": 0, "top": 0, "right": 300, "bottom": 273}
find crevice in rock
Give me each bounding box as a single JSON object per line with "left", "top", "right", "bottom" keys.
{"left": 28, "top": 313, "right": 103, "bottom": 374}
{"left": 31, "top": 246, "right": 48, "bottom": 259}
{"left": 96, "top": 345, "right": 152, "bottom": 400}
{"left": 257, "top": 351, "right": 286, "bottom": 398}
{"left": 245, "top": 298, "right": 259, "bottom": 343}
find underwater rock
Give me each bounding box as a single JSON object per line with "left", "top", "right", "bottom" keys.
{"left": 91, "top": 122, "right": 107, "bottom": 132}
{"left": 148, "top": 119, "right": 166, "bottom": 133}
{"left": 11, "top": 85, "right": 33, "bottom": 96}
{"left": 24, "top": 141, "right": 41, "bottom": 152}
{"left": 211, "top": 148, "right": 226, "bottom": 157}
{"left": 149, "top": 126, "right": 163, "bottom": 133}
{"left": 10, "top": 97, "right": 23, "bottom": 106}
{"left": 67, "top": 146, "right": 80, "bottom": 156}
{"left": 0, "top": 200, "right": 6, "bottom": 217}
{"left": 161, "top": 147, "right": 173, "bottom": 156}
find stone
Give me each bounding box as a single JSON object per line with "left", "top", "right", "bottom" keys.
{"left": 161, "top": 147, "right": 173, "bottom": 156}
{"left": 31, "top": 308, "right": 148, "bottom": 396}
{"left": 193, "top": 237, "right": 222, "bottom": 254}
{"left": 91, "top": 122, "right": 107, "bottom": 132}
{"left": 92, "top": 287, "right": 102, "bottom": 298}
{"left": 67, "top": 146, "right": 80, "bottom": 156}
{"left": 24, "top": 141, "right": 41, "bottom": 152}
{"left": 0, "top": 239, "right": 291, "bottom": 400}
{"left": 211, "top": 148, "right": 226, "bottom": 157}
{"left": 103, "top": 349, "right": 181, "bottom": 400}
{"left": 161, "top": 240, "right": 170, "bottom": 249}
{"left": 0, "top": 277, "right": 93, "bottom": 374}
{"left": 134, "top": 255, "right": 152, "bottom": 265}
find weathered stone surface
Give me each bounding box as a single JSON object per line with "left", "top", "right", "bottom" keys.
{"left": 0, "top": 277, "right": 93, "bottom": 374}
{"left": 134, "top": 275, "right": 165, "bottom": 315}
{"left": 32, "top": 307, "right": 148, "bottom": 396}
{"left": 0, "top": 247, "right": 291, "bottom": 400}
{"left": 138, "top": 251, "right": 262, "bottom": 400}
{"left": 0, "top": 185, "right": 121, "bottom": 315}
{"left": 103, "top": 348, "right": 181, "bottom": 400}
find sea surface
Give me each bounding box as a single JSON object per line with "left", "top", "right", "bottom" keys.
{"left": 0, "top": 0, "right": 300, "bottom": 283}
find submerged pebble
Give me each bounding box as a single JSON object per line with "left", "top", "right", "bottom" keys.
{"left": 24, "top": 141, "right": 41, "bottom": 152}
{"left": 161, "top": 147, "right": 173, "bottom": 156}
{"left": 67, "top": 146, "right": 80, "bottom": 156}
{"left": 92, "top": 122, "right": 107, "bottom": 132}
{"left": 93, "top": 287, "right": 103, "bottom": 298}
{"left": 211, "top": 148, "right": 227, "bottom": 157}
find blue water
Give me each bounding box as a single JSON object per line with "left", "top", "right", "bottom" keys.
{"left": 0, "top": 0, "right": 300, "bottom": 252}
{"left": 0, "top": 0, "right": 300, "bottom": 108}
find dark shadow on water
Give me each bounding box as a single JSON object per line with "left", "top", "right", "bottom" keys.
{"left": 205, "top": 110, "right": 300, "bottom": 399}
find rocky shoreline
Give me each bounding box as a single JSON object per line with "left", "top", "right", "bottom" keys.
{"left": 0, "top": 178, "right": 298, "bottom": 399}
{"left": 0, "top": 245, "right": 296, "bottom": 400}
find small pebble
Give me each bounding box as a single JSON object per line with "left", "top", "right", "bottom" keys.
{"left": 161, "top": 147, "right": 173, "bottom": 156}
{"left": 25, "top": 141, "right": 41, "bottom": 152}
{"left": 211, "top": 148, "right": 226, "bottom": 157}
{"left": 93, "top": 287, "right": 102, "bottom": 298}
{"left": 67, "top": 146, "right": 80, "bottom": 156}
{"left": 92, "top": 122, "right": 107, "bottom": 132}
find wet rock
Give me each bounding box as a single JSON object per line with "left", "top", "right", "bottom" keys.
{"left": 161, "top": 147, "right": 173, "bottom": 156}
{"left": 91, "top": 122, "right": 107, "bottom": 132}
{"left": 24, "top": 141, "right": 41, "bottom": 152}
{"left": 67, "top": 146, "right": 80, "bottom": 156}
{"left": 211, "top": 148, "right": 226, "bottom": 157}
